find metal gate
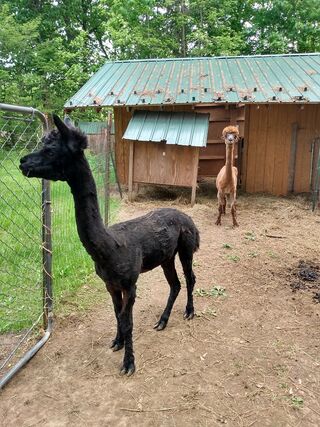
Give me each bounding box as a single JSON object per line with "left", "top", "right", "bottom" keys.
{"left": 0, "top": 103, "right": 52, "bottom": 388}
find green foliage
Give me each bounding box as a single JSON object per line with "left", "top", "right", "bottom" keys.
{"left": 244, "top": 231, "right": 256, "bottom": 241}
{"left": 195, "top": 286, "right": 227, "bottom": 297}
{"left": 222, "top": 243, "right": 232, "bottom": 249}
{"left": 1, "top": 1, "right": 320, "bottom": 112}
{"left": 289, "top": 395, "right": 304, "bottom": 410}
{"left": 227, "top": 254, "right": 240, "bottom": 262}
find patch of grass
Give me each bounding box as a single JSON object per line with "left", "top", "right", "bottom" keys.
{"left": 244, "top": 231, "right": 256, "bottom": 241}
{"left": 222, "top": 243, "right": 232, "bottom": 249}
{"left": 197, "top": 308, "right": 217, "bottom": 317}
{"left": 56, "top": 275, "right": 107, "bottom": 317}
{"left": 248, "top": 252, "right": 259, "bottom": 258}
{"left": 267, "top": 251, "right": 279, "bottom": 259}
{"left": 195, "top": 286, "right": 227, "bottom": 297}
{"left": 289, "top": 396, "right": 304, "bottom": 410}
{"left": 227, "top": 254, "right": 240, "bottom": 262}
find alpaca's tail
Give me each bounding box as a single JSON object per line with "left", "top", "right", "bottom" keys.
{"left": 179, "top": 215, "right": 200, "bottom": 255}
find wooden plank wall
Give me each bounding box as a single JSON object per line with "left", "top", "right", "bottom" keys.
{"left": 133, "top": 142, "right": 198, "bottom": 186}
{"left": 114, "top": 106, "right": 132, "bottom": 185}
{"left": 244, "top": 104, "right": 320, "bottom": 195}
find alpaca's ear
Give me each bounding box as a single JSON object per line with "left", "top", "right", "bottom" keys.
{"left": 53, "top": 114, "right": 70, "bottom": 139}
{"left": 64, "top": 116, "right": 74, "bottom": 128}
{"left": 53, "top": 114, "right": 87, "bottom": 152}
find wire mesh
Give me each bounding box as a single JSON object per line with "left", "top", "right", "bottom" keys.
{"left": 0, "top": 107, "right": 48, "bottom": 381}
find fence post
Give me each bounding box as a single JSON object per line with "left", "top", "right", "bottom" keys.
{"left": 42, "top": 179, "right": 53, "bottom": 328}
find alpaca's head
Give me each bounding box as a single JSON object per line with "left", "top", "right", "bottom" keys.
{"left": 20, "top": 115, "right": 87, "bottom": 181}
{"left": 222, "top": 125, "right": 239, "bottom": 146}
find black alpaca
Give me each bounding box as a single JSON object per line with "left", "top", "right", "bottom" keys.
{"left": 20, "top": 115, "right": 200, "bottom": 376}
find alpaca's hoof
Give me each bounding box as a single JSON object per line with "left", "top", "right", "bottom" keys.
{"left": 215, "top": 220, "right": 221, "bottom": 226}
{"left": 233, "top": 222, "right": 239, "bottom": 228}
{"left": 120, "top": 361, "right": 135, "bottom": 377}
{"left": 110, "top": 339, "right": 124, "bottom": 352}
{"left": 153, "top": 319, "right": 168, "bottom": 331}
{"left": 184, "top": 309, "right": 194, "bottom": 320}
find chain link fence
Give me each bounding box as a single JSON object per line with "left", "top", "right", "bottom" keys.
{"left": 0, "top": 103, "right": 52, "bottom": 388}
{"left": 0, "top": 104, "right": 118, "bottom": 388}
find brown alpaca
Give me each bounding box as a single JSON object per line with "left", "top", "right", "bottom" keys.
{"left": 215, "top": 125, "right": 239, "bottom": 227}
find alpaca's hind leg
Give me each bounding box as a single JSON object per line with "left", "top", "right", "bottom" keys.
{"left": 179, "top": 252, "right": 196, "bottom": 320}
{"left": 119, "top": 286, "right": 136, "bottom": 376}
{"left": 108, "top": 288, "right": 124, "bottom": 351}
{"left": 222, "top": 195, "right": 227, "bottom": 214}
{"left": 154, "top": 258, "right": 181, "bottom": 331}
{"left": 230, "top": 192, "right": 239, "bottom": 227}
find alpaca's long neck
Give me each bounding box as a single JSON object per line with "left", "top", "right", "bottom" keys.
{"left": 225, "top": 144, "right": 234, "bottom": 178}
{"left": 67, "top": 157, "right": 114, "bottom": 263}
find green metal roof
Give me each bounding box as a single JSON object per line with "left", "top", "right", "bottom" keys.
{"left": 123, "top": 111, "right": 209, "bottom": 147}
{"left": 78, "top": 121, "right": 114, "bottom": 134}
{"left": 78, "top": 121, "right": 107, "bottom": 134}
{"left": 65, "top": 54, "right": 320, "bottom": 109}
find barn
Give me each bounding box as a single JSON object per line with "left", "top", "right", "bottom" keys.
{"left": 65, "top": 53, "right": 320, "bottom": 203}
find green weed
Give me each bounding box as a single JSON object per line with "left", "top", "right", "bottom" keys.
{"left": 244, "top": 231, "right": 256, "bottom": 241}
{"left": 222, "top": 243, "right": 232, "bottom": 249}
{"left": 195, "top": 286, "right": 227, "bottom": 297}
{"left": 289, "top": 396, "right": 304, "bottom": 410}
{"left": 227, "top": 254, "right": 240, "bottom": 262}
{"left": 248, "top": 252, "right": 259, "bottom": 258}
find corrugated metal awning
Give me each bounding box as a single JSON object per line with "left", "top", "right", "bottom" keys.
{"left": 65, "top": 54, "right": 320, "bottom": 109}
{"left": 123, "top": 111, "right": 209, "bottom": 147}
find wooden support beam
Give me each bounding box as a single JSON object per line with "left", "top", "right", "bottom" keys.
{"left": 288, "top": 122, "right": 299, "bottom": 192}
{"left": 241, "top": 105, "right": 250, "bottom": 191}
{"left": 128, "top": 140, "right": 134, "bottom": 202}
{"left": 191, "top": 148, "right": 200, "bottom": 206}
{"left": 104, "top": 116, "right": 111, "bottom": 225}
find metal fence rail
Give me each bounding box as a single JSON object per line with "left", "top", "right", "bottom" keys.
{"left": 0, "top": 103, "right": 52, "bottom": 389}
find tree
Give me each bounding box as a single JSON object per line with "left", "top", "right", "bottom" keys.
{"left": 1, "top": 0, "right": 320, "bottom": 113}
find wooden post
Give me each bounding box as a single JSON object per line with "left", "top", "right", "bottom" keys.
{"left": 288, "top": 122, "right": 299, "bottom": 192}
{"left": 191, "top": 148, "right": 200, "bottom": 206}
{"left": 128, "top": 140, "right": 134, "bottom": 202}
{"left": 104, "top": 112, "right": 112, "bottom": 225}
{"left": 241, "top": 105, "right": 250, "bottom": 191}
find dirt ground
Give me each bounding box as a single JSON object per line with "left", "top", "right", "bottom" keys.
{"left": 1, "top": 185, "right": 320, "bottom": 427}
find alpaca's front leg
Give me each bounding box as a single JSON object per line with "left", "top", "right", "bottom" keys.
{"left": 108, "top": 288, "right": 124, "bottom": 351}
{"left": 216, "top": 191, "right": 225, "bottom": 225}
{"left": 119, "top": 286, "right": 136, "bottom": 376}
